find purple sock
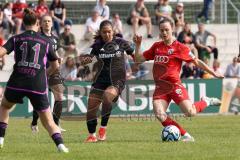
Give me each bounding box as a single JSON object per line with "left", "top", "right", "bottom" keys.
{"left": 51, "top": 133, "right": 63, "bottom": 146}
{"left": 0, "top": 122, "right": 8, "bottom": 137}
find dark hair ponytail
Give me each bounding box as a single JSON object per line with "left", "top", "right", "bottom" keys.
{"left": 23, "top": 8, "right": 38, "bottom": 26}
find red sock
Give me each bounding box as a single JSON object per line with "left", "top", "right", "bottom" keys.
{"left": 194, "top": 100, "right": 208, "bottom": 113}
{"left": 161, "top": 116, "right": 186, "bottom": 136}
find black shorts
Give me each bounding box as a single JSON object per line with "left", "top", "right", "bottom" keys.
{"left": 4, "top": 88, "right": 49, "bottom": 112}
{"left": 48, "top": 72, "right": 64, "bottom": 87}
{"left": 90, "top": 81, "right": 125, "bottom": 102}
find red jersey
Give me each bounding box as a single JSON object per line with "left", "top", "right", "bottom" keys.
{"left": 143, "top": 40, "right": 195, "bottom": 84}
{"left": 0, "top": 38, "right": 4, "bottom": 46}
{"left": 12, "top": 2, "right": 28, "bottom": 18}
{"left": 36, "top": 5, "right": 49, "bottom": 18}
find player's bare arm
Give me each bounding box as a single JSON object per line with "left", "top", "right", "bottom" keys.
{"left": 192, "top": 58, "right": 224, "bottom": 79}
{"left": 0, "top": 47, "right": 7, "bottom": 58}
{"left": 47, "top": 60, "right": 59, "bottom": 76}
{"left": 133, "top": 34, "right": 146, "bottom": 63}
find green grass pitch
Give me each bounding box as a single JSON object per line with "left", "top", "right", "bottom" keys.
{"left": 0, "top": 115, "right": 240, "bottom": 160}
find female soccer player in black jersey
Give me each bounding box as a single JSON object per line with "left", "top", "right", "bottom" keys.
{"left": 31, "top": 15, "right": 66, "bottom": 132}
{"left": 81, "top": 20, "right": 134, "bottom": 142}
{"left": 0, "top": 9, "right": 68, "bottom": 152}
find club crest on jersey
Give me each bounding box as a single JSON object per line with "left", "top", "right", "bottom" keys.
{"left": 168, "top": 49, "right": 174, "bottom": 55}
{"left": 116, "top": 51, "right": 122, "bottom": 57}
{"left": 175, "top": 88, "right": 182, "bottom": 96}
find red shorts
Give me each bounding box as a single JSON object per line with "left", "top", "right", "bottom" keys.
{"left": 153, "top": 83, "right": 190, "bottom": 105}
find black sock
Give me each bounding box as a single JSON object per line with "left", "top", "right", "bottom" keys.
{"left": 101, "top": 113, "right": 111, "bottom": 127}
{"left": 51, "top": 133, "right": 63, "bottom": 146}
{"left": 0, "top": 122, "right": 7, "bottom": 137}
{"left": 31, "top": 110, "right": 39, "bottom": 126}
{"left": 53, "top": 114, "right": 59, "bottom": 125}
{"left": 87, "top": 119, "right": 97, "bottom": 134}
{"left": 53, "top": 101, "right": 63, "bottom": 125}
{"left": 101, "top": 102, "right": 112, "bottom": 127}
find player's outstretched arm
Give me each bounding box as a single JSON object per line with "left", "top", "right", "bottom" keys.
{"left": 0, "top": 47, "right": 7, "bottom": 58}
{"left": 192, "top": 58, "right": 224, "bottom": 79}
{"left": 133, "top": 34, "right": 146, "bottom": 63}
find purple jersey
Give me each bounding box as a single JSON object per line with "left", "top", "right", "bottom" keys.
{"left": 3, "top": 30, "right": 58, "bottom": 94}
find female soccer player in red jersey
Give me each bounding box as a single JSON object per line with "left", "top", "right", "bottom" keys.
{"left": 0, "top": 9, "right": 68, "bottom": 152}
{"left": 133, "top": 19, "right": 224, "bottom": 142}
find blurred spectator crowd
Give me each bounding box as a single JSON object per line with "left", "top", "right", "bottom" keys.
{"left": 0, "top": 0, "right": 239, "bottom": 82}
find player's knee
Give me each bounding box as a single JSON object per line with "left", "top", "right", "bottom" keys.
{"left": 102, "top": 94, "right": 114, "bottom": 105}
{"left": 0, "top": 104, "right": 11, "bottom": 110}
{"left": 1, "top": 98, "right": 14, "bottom": 110}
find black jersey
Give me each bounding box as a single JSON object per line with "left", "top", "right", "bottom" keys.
{"left": 90, "top": 37, "right": 134, "bottom": 84}
{"left": 41, "top": 31, "right": 59, "bottom": 69}
{"left": 41, "top": 31, "right": 59, "bottom": 53}
{"left": 3, "top": 30, "right": 58, "bottom": 94}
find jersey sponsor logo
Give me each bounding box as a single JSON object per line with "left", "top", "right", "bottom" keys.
{"left": 168, "top": 49, "right": 174, "bottom": 55}
{"left": 98, "top": 51, "right": 123, "bottom": 58}
{"left": 154, "top": 55, "right": 169, "bottom": 63}
{"left": 99, "top": 53, "right": 116, "bottom": 58}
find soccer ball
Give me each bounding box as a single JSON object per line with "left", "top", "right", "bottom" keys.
{"left": 161, "top": 125, "right": 181, "bottom": 142}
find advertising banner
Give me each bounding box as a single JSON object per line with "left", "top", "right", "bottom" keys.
{"left": 0, "top": 79, "right": 223, "bottom": 117}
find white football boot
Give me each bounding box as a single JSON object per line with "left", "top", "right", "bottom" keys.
{"left": 31, "top": 125, "right": 39, "bottom": 133}
{"left": 57, "top": 144, "right": 69, "bottom": 153}
{"left": 0, "top": 137, "right": 4, "bottom": 148}
{"left": 181, "top": 133, "right": 195, "bottom": 142}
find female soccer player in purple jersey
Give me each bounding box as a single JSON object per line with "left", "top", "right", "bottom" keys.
{"left": 31, "top": 15, "right": 66, "bottom": 133}
{"left": 0, "top": 9, "right": 68, "bottom": 152}
{"left": 81, "top": 20, "right": 134, "bottom": 142}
